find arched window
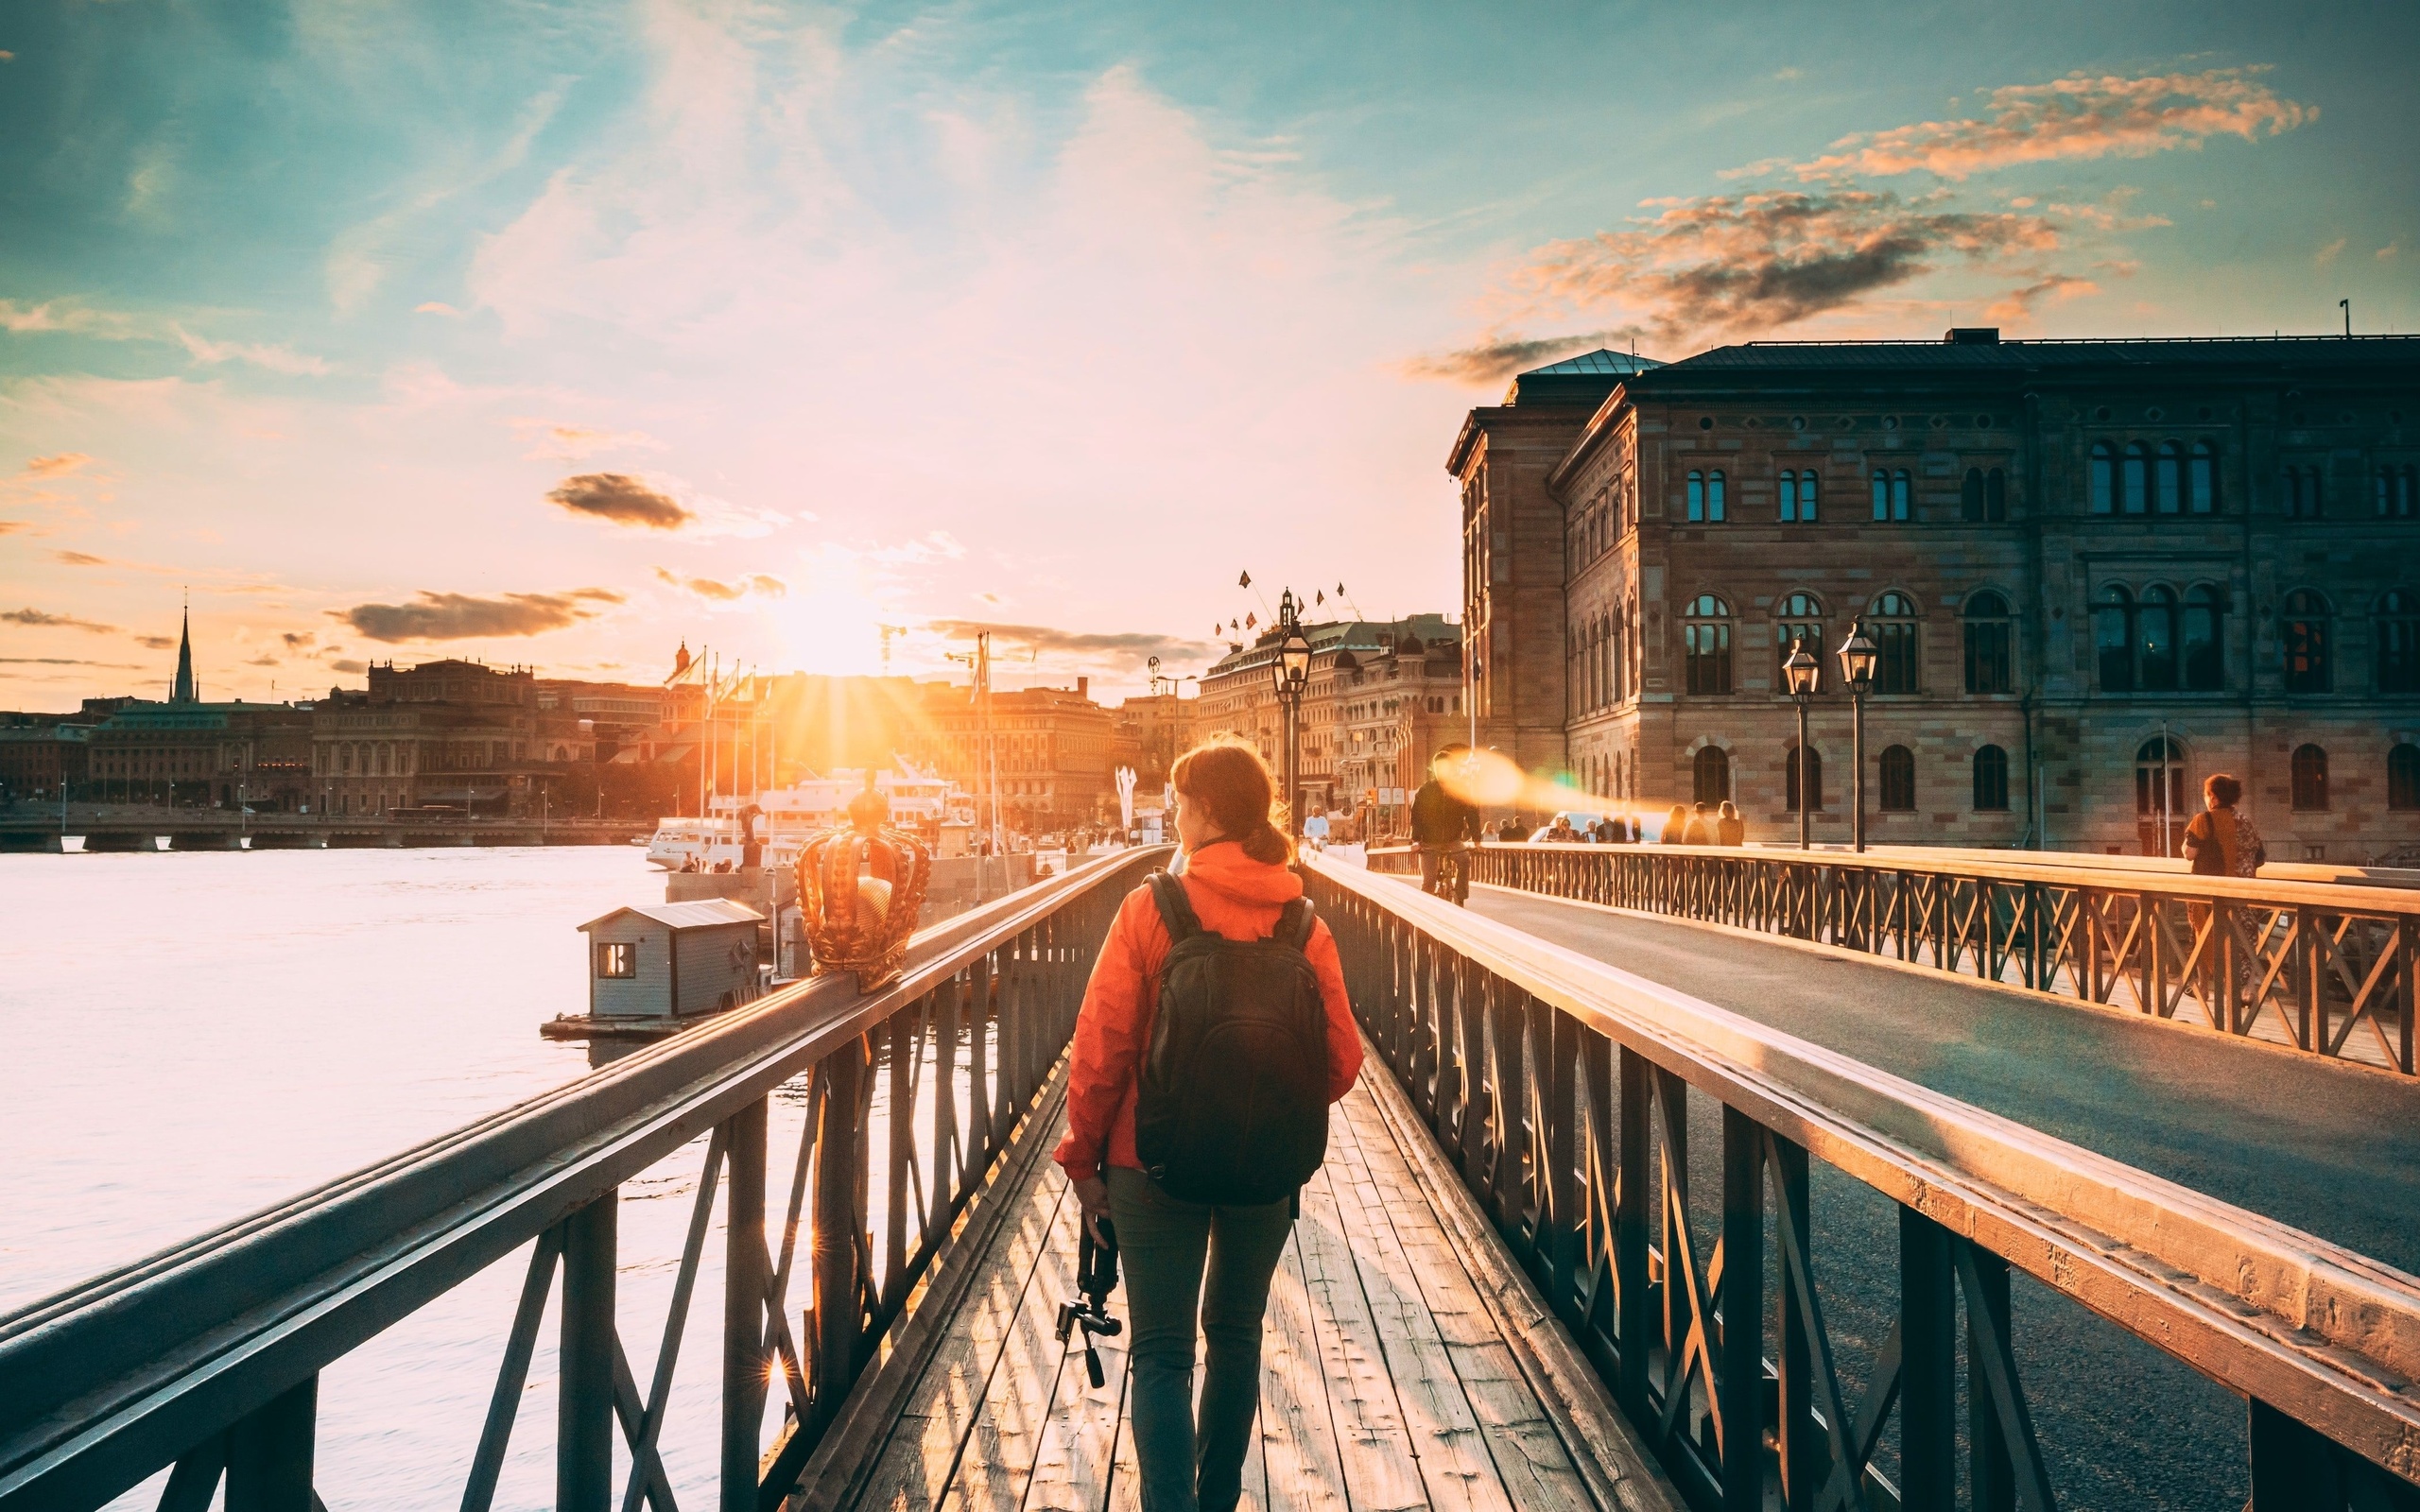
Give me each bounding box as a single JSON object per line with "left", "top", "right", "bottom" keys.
{"left": 1707, "top": 470, "right": 1727, "bottom": 522}
{"left": 1985, "top": 467, "right": 2007, "bottom": 521}
{"left": 1877, "top": 745, "right": 1915, "bottom": 812}
{"left": 2291, "top": 744, "right": 2330, "bottom": 811}
{"left": 1870, "top": 591, "right": 1919, "bottom": 694}
{"left": 2390, "top": 744, "right": 2420, "bottom": 811}
{"left": 1780, "top": 470, "right": 1799, "bottom": 522}
{"left": 1785, "top": 744, "right": 1824, "bottom": 812}
{"left": 1693, "top": 746, "right": 1731, "bottom": 805}
{"left": 2090, "top": 443, "right": 2117, "bottom": 514}
{"left": 2381, "top": 466, "right": 2418, "bottom": 519}
{"left": 1798, "top": 471, "right": 1817, "bottom": 521}
{"left": 1776, "top": 591, "right": 1824, "bottom": 691}
{"left": 1962, "top": 591, "right": 2013, "bottom": 695}
{"left": 2188, "top": 442, "right": 2218, "bottom": 513}
{"left": 2137, "top": 585, "right": 2179, "bottom": 692}
{"left": 2121, "top": 443, "right": 2150, "bottom": 514}
{"left": 1893, "top": 469, "right": 1910, "bottom": 521}
{"left": 1683, "top": 593, "right": 1734, "bottom": 695}
{"left": 2285, "top": 465, "right": 2322, "bottom": 520}
{"left": 2377, "top": 590, "right": 2420, "bottom": 694}
{"left": 1973, "top": 745, "right": 2011, "bottom": 812}
{"left": 2154, "top": 441, "right": 2183, "bottom": 514}
{"left": 2095, "top": 586, "right": 2135, "bottom": 692}
{"left": 2282, "top": 591, "right": 2332, "bottom": 694}
{"left": 1962, "top": 467, "right": 1984, "bottom": 521}
{"left": 1687, "top": 471, "right": 1705, "bottom": 522}
{"left": 2136, "top": 737, "right": 2184, "bottom": 818}
{"left": 2183, "top": 585, "right": 2225, "bottom": 691}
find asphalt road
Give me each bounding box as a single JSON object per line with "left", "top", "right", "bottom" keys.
{"left": 1452, "top": 882, "right": 2420, "bottom": 1510}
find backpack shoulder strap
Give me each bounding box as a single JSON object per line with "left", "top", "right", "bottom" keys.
{"left": 1146, "top": 870, "right": 1203, "bottom": 943}
{"left": 1275, "top": 895, "right": 1317, "bottom": 950}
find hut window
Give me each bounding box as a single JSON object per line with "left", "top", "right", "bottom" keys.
{"left": 597, "top": 942, "right": 636, "bottom": 978}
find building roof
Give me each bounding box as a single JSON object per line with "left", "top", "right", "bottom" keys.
{"left": 1498, "top": 348, "right": 1668, "bottom": 407}
{"left": 1522, "top": 348, "right": 1666, "bottom": 377}
{"left": 578, "top": 899, "right": 765, "bottom": 933}
{"left": 1644, "top": 334, "right": 2420, "bottom": 379}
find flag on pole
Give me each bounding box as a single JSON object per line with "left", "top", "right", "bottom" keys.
{"left": 1238, "top": 571, "right": 1252, "bottom": 589}
{"left": 1315, "top": 590, "right": 1324, "bottom": 605}
{"left": 1246, "top": 612, "right": 1257, "bottom": 628}
{"left": 1337, "top": 582, "right": 1347, "bottom": 595}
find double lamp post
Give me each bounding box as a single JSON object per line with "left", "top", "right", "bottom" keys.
{"left": 1270, "top": 589, "right": 1312, "bottom": 837}
{"left": 1782, "top": 616, "right": 1878, "bottom": 853}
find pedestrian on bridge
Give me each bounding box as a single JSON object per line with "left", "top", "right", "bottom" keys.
{"left": 1056, "top": 738, "right": 1363, "bottom": 1512}
{"left": 1716, "top": 799, "right": 1744, "bottom": 846}
{"left": 1683, "top": 802, "right": 1712, "bottom": 845}
{"left": 1661, "top": 803, "right": 1688, "bottom": 844}
{"left": 2182, "top": 773, "right": 2267, "bottom": 879}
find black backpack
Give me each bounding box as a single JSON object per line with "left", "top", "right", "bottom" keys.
{"left": 1132, "top": 870, "right": 1331, "bottom": 1206}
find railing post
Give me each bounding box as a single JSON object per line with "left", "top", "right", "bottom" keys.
{"left": 560, "top": 1190, "right": 617, "bottom": 1512}
{"left": 224, "top": 1373, "right": 316, "bottom": 1512}
{"left": 1719, "top": 1108, "right": 1764, "bottom": 1512}
{"left": 1771, "top": 1137, "right": 1820, "bottom": 1511}
{"left": 1616, "top": 1046, "right": 1651, "bottom": 1418}
{"left": 1544, "top": 1005, "right": 1581, "bottom": 1319}
{"left": 809, "top": 1037, "right": 870, "bottom": 1434}
{"left": 722, "top": 1094, "right": 768, "bottom": 1512}
{"left": 1967, "top": 1245, "right": 2016, "bottom": 1512}
{"left": 1899, "top": 1206, "right": 1958, "bottom": 1509}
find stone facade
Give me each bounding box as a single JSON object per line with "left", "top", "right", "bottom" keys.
{"left": 908, "top": 680, "right": 1115, "bottom": 833}
{"left": 1455, "top": 334, "right": 2420, "bottom": 863}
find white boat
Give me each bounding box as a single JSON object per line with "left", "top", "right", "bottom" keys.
{"left": 644, "top": 765, "right": 975, "bottom": 871}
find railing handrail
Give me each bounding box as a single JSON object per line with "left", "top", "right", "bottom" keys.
{"left": 1308, "top": 854, "right": 2420, "bottom": 1478}
{"left": 0, "top": 847, "right": 1166, "bottom": 1511}
{"left": 1365, "top": 838, "right": 2420, "bottom": 915}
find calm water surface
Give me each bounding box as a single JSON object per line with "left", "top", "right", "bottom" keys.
{"left": 0, "top": 846, "right": 810, "bottom": 1509}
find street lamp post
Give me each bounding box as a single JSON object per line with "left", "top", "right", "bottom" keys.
{"left": 1782, "top": 639, "right": 1820, "bottom": 850}
{"left": 1270, "top": 589, "right": 1312, "bottom": 835}
{"left": 1836, "top": 617, "right": 1878, "bottom": 853}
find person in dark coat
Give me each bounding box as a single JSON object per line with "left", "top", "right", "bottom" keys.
{"left": 1661, "top": 804, "right": 1688, "bottom": 844}
{"left": 1682, "top": 802, "right": 1711, "bottom": 845}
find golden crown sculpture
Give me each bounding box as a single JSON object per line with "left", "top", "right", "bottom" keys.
{"left": 796, "top": 774, "right": 933, "bottom": 992}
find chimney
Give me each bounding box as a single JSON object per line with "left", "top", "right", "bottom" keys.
{"left": 1077, "top": 676, "right": 1090, "bottom": 699}
{"left": 1945, "top": 327, "right": 2000, "bottom": 345}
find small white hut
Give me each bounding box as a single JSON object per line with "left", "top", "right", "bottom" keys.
{"left": 577, "top": 899, "right": 765, "bottom": 1020}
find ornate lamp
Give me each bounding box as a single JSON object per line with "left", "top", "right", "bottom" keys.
{"left": 795, "top": 772, "right": 932, "bottom": 991}
{"left": 1836, "top": 618, "right": 1876, "bottom": 853}
{"left": 1783, "top": 639, "right": 1819, "bottom": 850}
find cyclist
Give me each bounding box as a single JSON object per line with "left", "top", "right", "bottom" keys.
{"left": 1410, "top": 745, "right": 1483, "bottom": 904}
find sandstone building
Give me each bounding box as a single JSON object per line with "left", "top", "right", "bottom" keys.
{"left": 1450, "top": 334, "right": 2420, "bottom": 861}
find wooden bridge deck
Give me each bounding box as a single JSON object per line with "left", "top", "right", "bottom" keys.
{"left": 819, "top": 1046, "right": 1674, "bottom": 1512}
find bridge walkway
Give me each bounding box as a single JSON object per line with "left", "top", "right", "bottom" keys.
{"left": 816, "top": 1046, "right": 1677, "bottom": 1512}
{"left": 1456, "top": 878, "right": 2420, "bottom": 1277}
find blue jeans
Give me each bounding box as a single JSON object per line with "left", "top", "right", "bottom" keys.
{"left": 1105, "top": 1167, "right": 1293, "bottom": 1512}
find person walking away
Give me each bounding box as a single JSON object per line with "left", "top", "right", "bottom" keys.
{"left": 1409, "top": 745, "right": 1483, "bottom": 901}
{"left": 1682, "top": 802, "right": 1711, "bottom": 845}
{"left": 1716, "top": 799, "right": 1744, "bottom": 847}
{"left": 1056, "top": 740, "right": 1362, "bottom": 1512}
{"left": 2180, "top": 772, "right": 2266, "bottom": 1001}
{"left": 1661, "top": 804, "right": 1689, "bottom": 844}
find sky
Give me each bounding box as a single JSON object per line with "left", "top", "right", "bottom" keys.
{"left": 3, "top": 0, "right": 2414, "bottom": 706}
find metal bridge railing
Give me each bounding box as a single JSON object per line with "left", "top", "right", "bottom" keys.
{"left": 1369, "top": 842, "right": 2420, "bottom": 1075}
{"left": 0, "top": 847, "right": 1162, "bottom": 1512}
{"left": 1310, "top": 854, "right": 2420, "bottom": 1511}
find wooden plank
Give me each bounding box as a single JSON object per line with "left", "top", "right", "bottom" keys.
{"left": 1258, "top": 1228, "right": 1351, "bottom": 1512}
{"left": 1336, "top": 1083, "right": 1597, "bottom": 1509}
{"left": 838, "top": 1100, "right": 1071, "bottom": 1512}
{"left": 1021, "top": 1211, "right": 1132, "bottom": 1512}
{"left": 1355, "top": 1043, "right": 1684, "bottom": 1512}
{"left": 1295, "top": 1160, "right": 1432, "bottom": 1512}
{"left": 949, "top": 1191, "right": 1084, "bottom": 1512}
{"left": 1322, "top": 1091, "right": 1539, "bottom": 1512}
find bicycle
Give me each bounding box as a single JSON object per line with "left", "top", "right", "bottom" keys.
{"left": 1420, "top": 842, "right": 1472, "bottom": 907}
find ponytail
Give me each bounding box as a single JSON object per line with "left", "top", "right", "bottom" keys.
{"left": 1170, "top": 737, "right": 1296, "bottom": 866}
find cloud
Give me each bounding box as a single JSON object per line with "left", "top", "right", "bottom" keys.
{"left": 2381, "top": 242, "right": 2402, "bottom": 262}
{"left": 415, "top": 301, "right": 464, "bottom": 317}
{"left": 172, "top": 325, "right": 332, "bottom": 376}
{"left": 0, "top": 658, "right": 143, "bottom": 669}
{"left": 546, "top": 472, "right": 695, "bottom": 530}
{"left": 330, "top": 660, "right": 367, "bottom": 674}
{"left": 515, "top": 420, "right": 665, "bottom": 461}
{"left": 0, "top": 522, "right": 31, "bottom": 536}
{"left": 1401, "top": 330, "right": 1634, "bottom": 386}
{"left": 655, "top": 568, "right": 786, "bottom": 601}
{"left": 2316, "top": 237, "right": 2347, "bottom": 267}
{"left": 1505, "top": 189, "right": 2062, "bottom": 345}
{"left": 1766, "top": 67, "right": 2312, "bottom": 181}
{"left": 0, "top": 300, "right": 147, "bottom": 339}
{"left": 244, "top": 654, "right": 281, "bottom": 666}
{"left": 1984, "top": 273, "right": 2100, "bottom": 322}
{"left": 23, "top": 453, "right": 93, "bottom": 479}
{"left": 53, "top": 550, "right": 111, "bottom": 566}
{"left": 926, "top": 619, "right": 1217, "bottom": 675}
{"left": 336, "top": 589, "right": 621, "bottom": 642}
{"left": 3, "top": 607, "right": 118, "bottom": 633}
{"left": 281, "top": 631, "right": 316, "bottom": 650}
{"left": 135, "top": 635, "right": 176, "bottom": 649}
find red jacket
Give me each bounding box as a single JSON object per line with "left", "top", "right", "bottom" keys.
{"left": 1052, "top": 843, "right": 1362, "bottom": 1183}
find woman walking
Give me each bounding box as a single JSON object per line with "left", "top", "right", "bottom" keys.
{"left": 1661, "top": 803, "right": 1689, "bottom": 844}
{"left": 1055, "top": 739, "right": 1363, "bottom": 1512}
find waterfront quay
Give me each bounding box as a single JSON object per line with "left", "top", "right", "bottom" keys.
{"left": 0, "top": 804, "right": 648, "bottom": 851}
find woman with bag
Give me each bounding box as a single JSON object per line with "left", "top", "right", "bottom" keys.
{"left": 1054, "top": 738, "right": 1362, "bottom": 1512}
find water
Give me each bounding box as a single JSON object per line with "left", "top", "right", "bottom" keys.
{"left": 0, "top": 846, "right": 804, "bottom": 1509}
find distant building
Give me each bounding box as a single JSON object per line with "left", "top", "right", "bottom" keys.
{"left": 80, "top": 609, "right": 314, "bottom": 807}
{"left": 1111, "top": 690, "right": 1195, "bottom": 793}
{"left": 0, "top": 715, "right": 90, "bottom": 802}
{"left": 908, "top": 678, "right": 1116, "bottom": 833}
{"left": 1450, "top": 333, "right": 2420, "bottom": 859}
{"left": 1196, "top": 614, "right": 1461, "bottom": 817}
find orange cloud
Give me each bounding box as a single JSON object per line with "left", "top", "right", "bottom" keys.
{"left": 337, "top": 588, "right": 626, "bottom": 643}
{"left": 1400, "top": 331, "right": 1636, "bottom": 386}
{"left": 1504, "top": 189, "right": 2062, "bottom": 347}
{"left": 1777, "top": 68, "right": 2311, "bottom": 182}
{"left": 22, "top": 453, "right": 93, "bottom": 479}
{"left": 655, "top": 568, "right": 785, "bottom": 601}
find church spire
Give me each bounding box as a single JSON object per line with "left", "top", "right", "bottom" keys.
{"left": 171, "top": 600, "right": 197, "bottom": 704}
